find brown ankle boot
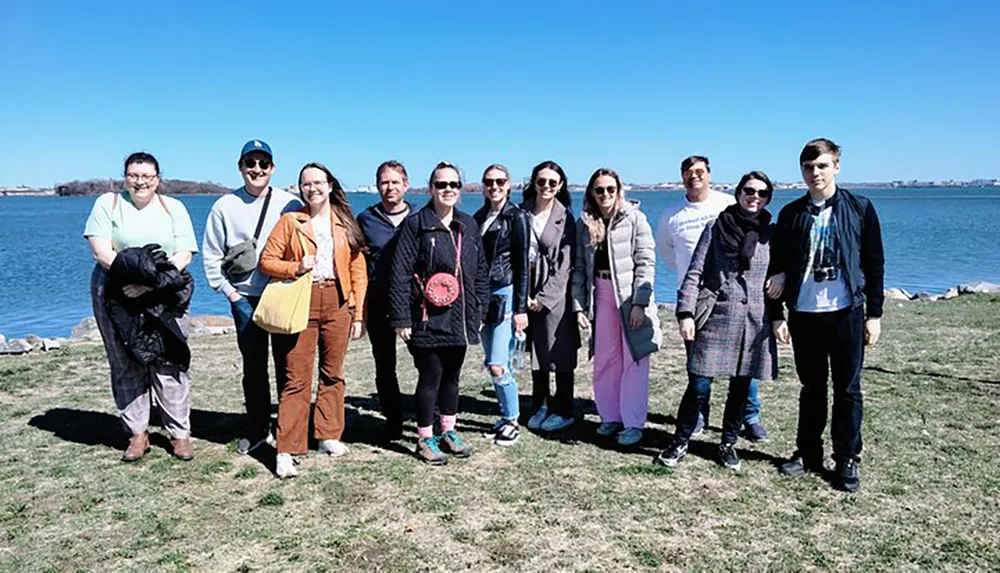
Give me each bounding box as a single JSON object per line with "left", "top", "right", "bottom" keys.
{"left": 121, "top": 432, "right": 150, "bottom": 463}
{"left": 170, "top": 438, "right": 194, "bottom": 461}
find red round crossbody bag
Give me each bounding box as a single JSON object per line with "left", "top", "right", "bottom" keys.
{"left": 414, "top": 228, "right": 462, "bottom": 320}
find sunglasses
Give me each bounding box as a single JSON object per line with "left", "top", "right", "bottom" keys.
{"left": 535, "top": 178, "right": 560, "bottom": 189}
{"left": 594, "top": 186, "right": 617, "bottom": 196}
{"left": 483, "top": 177, "right": 508, "bottom": 187}
{"left": 433, "top": 180, "right": 462, "bottom": 190}
{"left": 741, "top": 187, "right": 772, "bottom": 198}
{"left": 242, "top": 157, "right": 272, "bottom": 170}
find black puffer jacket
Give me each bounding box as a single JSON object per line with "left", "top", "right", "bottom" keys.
{"left": 388, "top": 203, "right": 489, "bottom": 348}
{"left": 473, "top": 200, "right": 530, "bottom": 314}
{"left": 104, "top": 244, "right": 194, "bottom": 369}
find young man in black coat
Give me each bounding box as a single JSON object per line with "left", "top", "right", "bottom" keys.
{"left": 767, "top": 138, "right": 885, "bottom": 493}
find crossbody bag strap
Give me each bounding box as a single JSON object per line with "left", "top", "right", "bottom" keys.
{"left": 252, "top": 188, "right": 273, "bottom": 242}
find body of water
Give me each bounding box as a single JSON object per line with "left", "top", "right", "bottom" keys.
{"left": 2, "top": 188, "right": 998, "bottom": 338}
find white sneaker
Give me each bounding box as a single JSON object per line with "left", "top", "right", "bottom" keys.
{"left": 617, "top": 427, "right": 643, "bottom": 446}
{"left": 540, "top": 413, "right": 574, "bottom": 432}
{"left": 317, "top": 440, "right": 349, "bottom": 457}
{"left": 275, "top": 453, "right": 297, "bottom": 479}
{"left": 597, "top": 421, "right": 624, "bottom": 437}
{"left": 526, "top": 406, "right": 550, "bottom": 431}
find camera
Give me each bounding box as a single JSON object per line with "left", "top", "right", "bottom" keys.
{"left": 813, "top": 266, "right": 839, "bottom": 282}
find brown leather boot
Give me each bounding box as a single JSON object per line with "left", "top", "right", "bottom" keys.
{"left": 121, "top": 432, "right": 150, "bottom": 463}
{"left": 170, "top": 438, "right": 194, "bottom": 461}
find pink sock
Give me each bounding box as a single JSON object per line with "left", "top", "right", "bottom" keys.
{"left": 417, "top": 426, "right": 433, "bottom": 439}
{"left": 440, "top": 415, "right": 457, "bottom": 433}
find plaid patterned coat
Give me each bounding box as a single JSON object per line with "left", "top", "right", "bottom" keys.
{"left": 676, "top": 220, "right": 779, "bottom": 380}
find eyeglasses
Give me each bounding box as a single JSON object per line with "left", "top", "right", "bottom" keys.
{"left": 300, "top": 180, "right": 330, "bottom": 190}
{"left": 594, "top": 186, "right": 617, "bottom": 196}
{"left": 483, "top": 177, "right": 508, "bottom": 187}
{"left": 125, "top": 173, "right": 158, "bottom": 182}
{"left": 433, "top": 181, "right": 462, "bottom": 190}
{"left": 242, "top": 157, "right": 273, "bottom": 170}
{"left": 741, "top": 187, "right": 772, "bottom": 198}
{"left": 535, "top": 178, "right": 560, "bottom": 189}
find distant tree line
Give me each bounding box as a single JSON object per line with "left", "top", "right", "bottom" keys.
{"left": 55, "top": 179, "right": 230, "bottom": 196}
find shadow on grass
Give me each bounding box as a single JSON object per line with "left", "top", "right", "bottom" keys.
{"left": 864, "top": 365, "right": 999, "bottom": 386}
{"left": 28, "top": 407, "right": 246, "bottom": 448}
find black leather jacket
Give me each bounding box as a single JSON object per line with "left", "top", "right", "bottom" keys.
{"left": 473, "top": 200, "right": 530, "bottom": 314}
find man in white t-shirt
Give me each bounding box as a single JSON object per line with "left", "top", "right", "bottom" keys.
{"left": 655, "top": 156, "right": 768, "bottom": 441}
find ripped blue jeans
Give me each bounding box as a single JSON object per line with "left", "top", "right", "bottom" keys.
{"left": 480, "top": 284, "right": 519, "bottom": 422}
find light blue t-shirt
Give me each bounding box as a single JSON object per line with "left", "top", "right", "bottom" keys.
{"left": 83, "top": 191, "right": 198, "bottom": 255}
{"left": 796, "top": 198, "right": 851, "bottom": 312}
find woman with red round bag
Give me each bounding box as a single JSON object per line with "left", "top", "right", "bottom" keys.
{"left": 388, "top": 162, "right": 490, "bottom": 465}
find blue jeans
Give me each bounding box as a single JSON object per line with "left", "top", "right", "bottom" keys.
{"left": 676, "top": 374, "right": 752, "bottom": 446}
{"left": 480, "top": 285, "right": 519, "bottom": 422}
{"left": 685, "top": 342, "right": 761, "bottom": 426}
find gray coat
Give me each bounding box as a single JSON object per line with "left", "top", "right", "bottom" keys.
{"left": 524, "top": 200, "right": 580, "bottom": 371}
{"left": 677, "top": 220, "right": 778, "bottom": 380}
{"left": 572, "top": 200, "right": 662, "bottom": 362}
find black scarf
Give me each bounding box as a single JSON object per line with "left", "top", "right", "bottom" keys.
{"left": 716, "top": 203, "right": 771, "bottom": 270}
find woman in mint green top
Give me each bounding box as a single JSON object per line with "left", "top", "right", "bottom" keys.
{"left": 83, "top": 152, "right": 199, "bottom": 463}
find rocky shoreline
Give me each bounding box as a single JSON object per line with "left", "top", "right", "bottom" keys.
{"left": 1, "top": 281, "right": 998, "bottom": 356}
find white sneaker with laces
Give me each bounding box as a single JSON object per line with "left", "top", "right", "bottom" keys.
{"left": 318, "top": 439, "right": 349, "bottom": 457}
{"left": 526, "top": 406, "right": 550, "bottom": 431}
{"left": 540, "top": 413, "right": 574, "bottom": 432}
{"left": 275, "top": 453, "right": 297, "bottom": 479}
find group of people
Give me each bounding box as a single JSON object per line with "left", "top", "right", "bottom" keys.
{"left": 83, "top": 137, "right": 884, "bottom": 492}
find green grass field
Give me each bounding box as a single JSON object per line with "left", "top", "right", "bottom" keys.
{"left": 1, "top": 296, "right": 998, "bottom": 572}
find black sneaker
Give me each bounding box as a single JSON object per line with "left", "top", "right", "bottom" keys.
{"left": 717, "top": 443, "right": 741, "bottom": 471}
{"left": 654, "top": 442, "right": 688, "bottom": 468}
{"left": 778, "top": 452, "right": 827, "bottom": 476}
{"left": 743, "top": 422, "right": 770, "bottom": 443}
{"left": 493, "top": 421, "right": 521, "bottom": 447}
{"left": 836, "top": 458, "right": 860, "bottom": 493}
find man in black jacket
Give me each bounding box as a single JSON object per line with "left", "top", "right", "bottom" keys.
{"left": 767, "top": 138, "right": 885, "bottom": 492}
{"left": 357, "top": 160, "right": 416, "bottom": 440}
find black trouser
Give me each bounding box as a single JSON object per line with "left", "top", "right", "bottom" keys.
{"left": 232, "top": 296, "right": 278, "bottom": 442}
{"left": 409, "top": 345, "right": 466, "bottom": 428}
{"left": 367, "top": 314, "right": 403, "bottom": 430}
{"left": 674, "top": 374, "right": 752, "bottom": 446}
{"left": 788, "top": 305, "right": 865, "bottom": 462}
{"left": 531, "top": 370, "right": 575, "bottom": 418}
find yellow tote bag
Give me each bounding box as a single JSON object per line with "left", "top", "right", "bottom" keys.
{"left": 253, "top": 230, "right": 312, "bottom": 334}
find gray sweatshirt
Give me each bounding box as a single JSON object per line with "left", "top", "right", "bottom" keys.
{"left": 202, "top": 186, "right": 302, "bottom": 298}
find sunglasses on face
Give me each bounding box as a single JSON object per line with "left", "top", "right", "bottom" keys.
{"left": 535, "top": 178, "right": 560, "bottom": 189}
{"left": 483, "top": 177, "right": 508, "bottom": 187}
{"left": 433, "top": 180, "right": 462, "bottom": 190}
{"left": 741, "top": 187, "right": 771, "bottom": 198}
{"left": 594, "top": 186, "right": 617, "bottom": 197}
{"left": 242, "top": 157, "right": 272, "bottom": 170}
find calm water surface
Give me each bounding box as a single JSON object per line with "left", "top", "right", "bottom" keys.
{"left": 1, "top": 188, "right": 998, "bottom": 338}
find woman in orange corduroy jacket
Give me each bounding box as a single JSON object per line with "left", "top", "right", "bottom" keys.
{"left": 259, "top": 162, "right": 367, "bottom": 479}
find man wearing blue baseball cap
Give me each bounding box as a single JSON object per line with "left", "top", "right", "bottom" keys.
{"left": 202, "top": 140, "right": 302, "bottom": 454}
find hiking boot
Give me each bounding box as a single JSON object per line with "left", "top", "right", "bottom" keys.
{"left": 415, "top": 437, "right": 447, "bottom": 466}
{"left": 617, "top": 427, "right": 643, "bottom": 447}
{"left": 836, "top": 458, "right": 861, "bottom": 493}
{"left": 691, "top": 414, "right": 706, "bottom": 437}
{"left": 744, "top": 422, "right": 770, "bottom": 443}
{"left": 597, "top": 421, "right": 624, "bottom": 437}
{"left": 540, "top": 413, "right": 574, "bottom": 433}
{"left": 654, "top": 442, "right": 688, "bottom": 468}
{"left": 779, "top": 452, "right": 827, "bottom": 476}
{"left": 717, "top": 443, "right": 741, "bottom": 471}
{"left": 170, "top": 438, "right": 194, "bottom": 461}
{"left": 318, "top": 439, "right": 349, "bottom": 457}
{"left": 275, "top": 453, "right": 298, "bottom": 479}
{"left": 526, "top": 406, "right": 549, "bottom": 431}
{"left": 439, "top": 431, "right": 472, "bottom": 458}
{"left": 121, "top": 432, "right": 150, "bottom": 463}
{"left": 493, "top": 421, "right": 521, "bottom": 447}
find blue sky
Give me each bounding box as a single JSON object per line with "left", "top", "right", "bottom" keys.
{"left": 2, "top": 0, "right": 998, "bottom": 189}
